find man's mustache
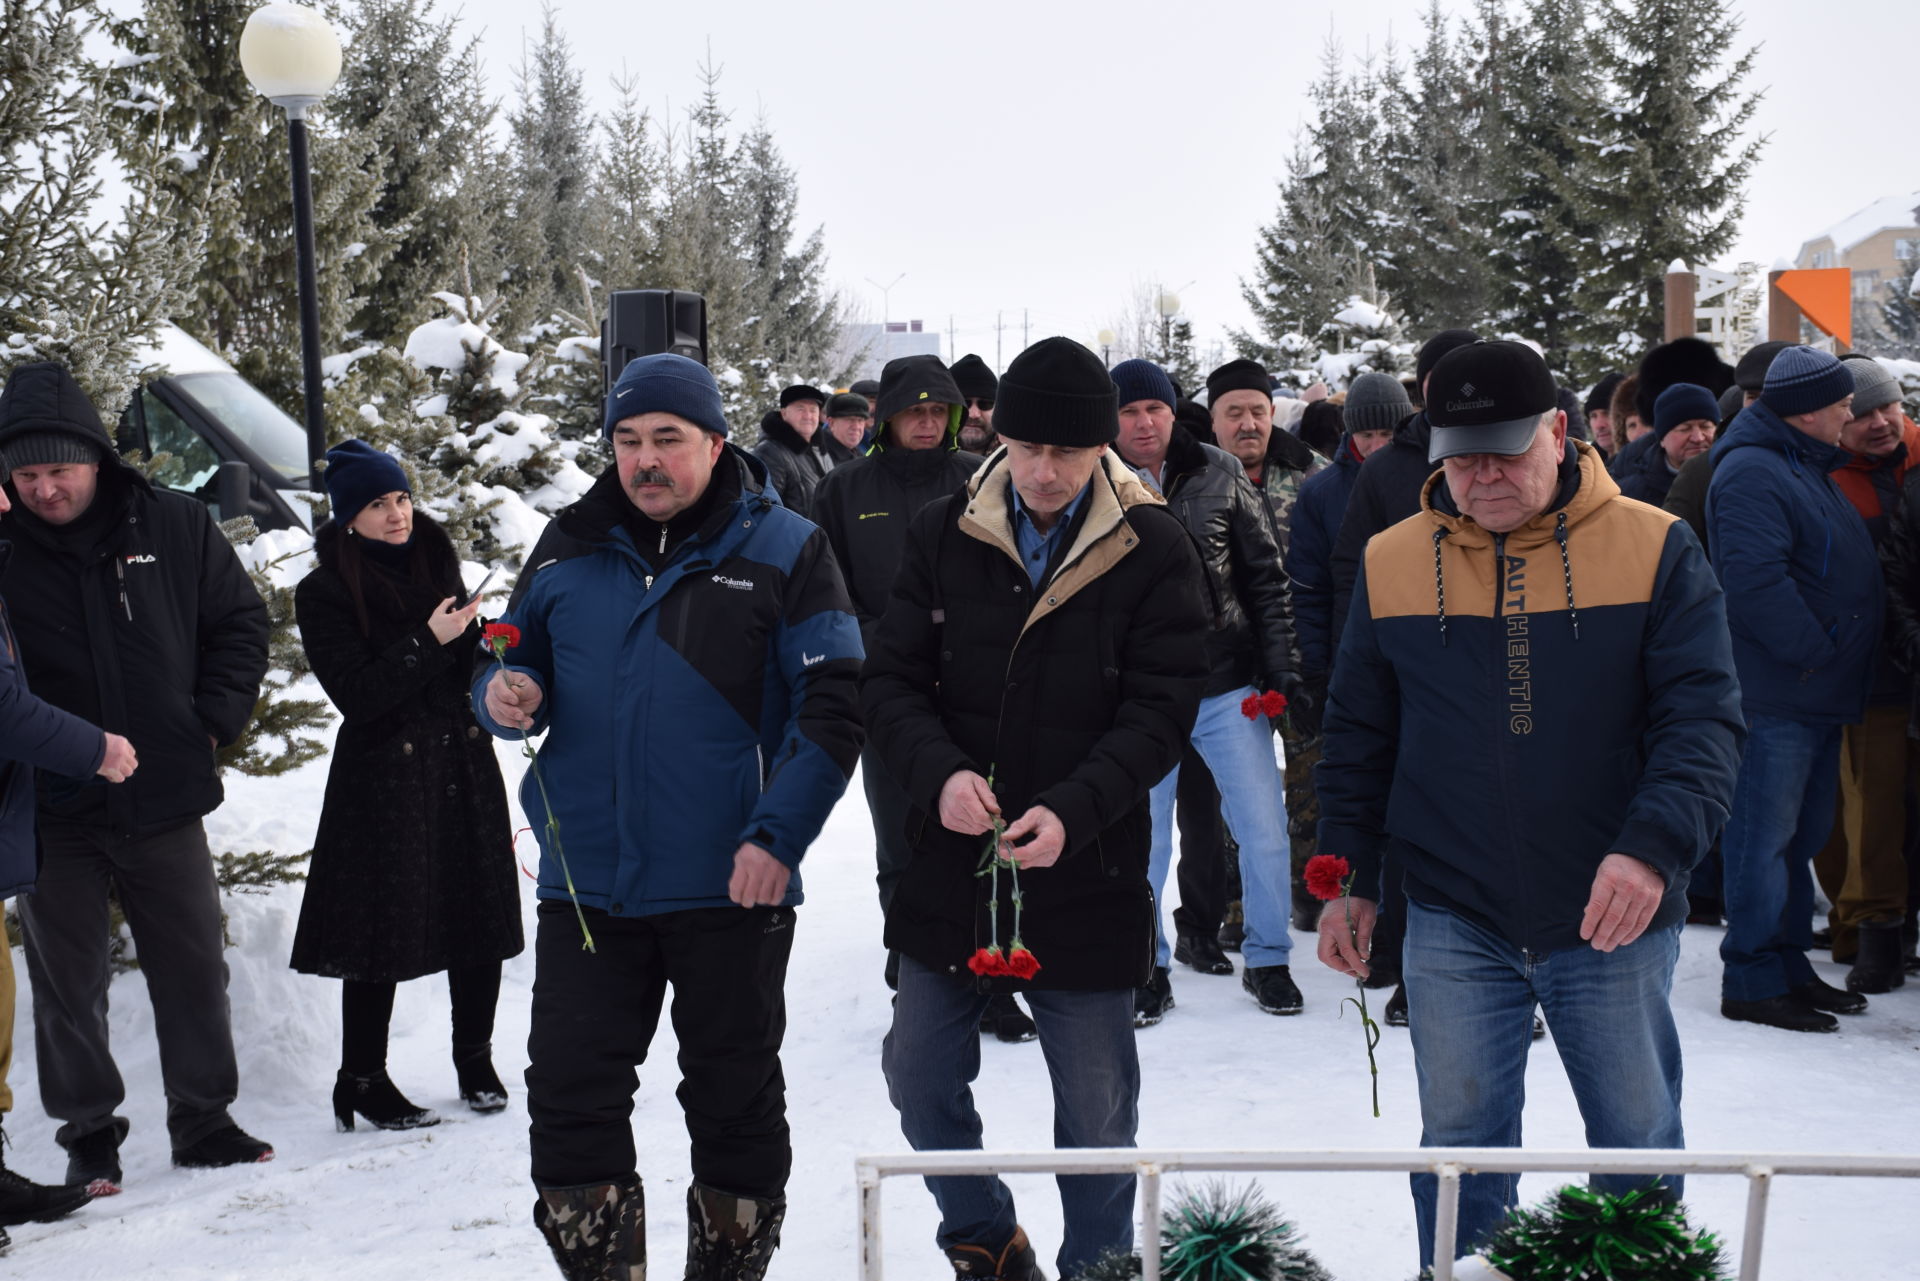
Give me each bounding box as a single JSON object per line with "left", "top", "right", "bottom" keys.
{"left": 629, "top": 468, "right": 672, "bottom": 487}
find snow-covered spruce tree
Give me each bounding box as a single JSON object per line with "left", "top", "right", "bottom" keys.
{"left": 1236, "top": 139, "right": 1352, "bottom": 363}
{"left": 105, "top": 0, "right": 389, "bottom": 416}
{"left": 1322, "top": 258, "right": 1415, "bottom": 386}
{"left": 504, "top": 0, "right": 595, "bottom": 330}
{"left": 1158, "top": 315, "right": 1202, "bottom": 400}
{"left": 1473, "top": 0, "right": 1616, "bottom": 382}
{"left": 733, "top": 118, "right": 844, "bottom": 405}
{"left": 590, "top": 69, "right": 662, "bottom": 295}
{"left": 0, "top": 0, "right": 200, "bottom": 408}
{"left": 1582, "top": 0, "right": 1762, "bottom": 369}
{"left": 333, "top": 0, "right": 482, "bottom": 343}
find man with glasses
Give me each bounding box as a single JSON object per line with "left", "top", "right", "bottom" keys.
{"left": 950, "top": 354, "right": 998, "bottom": 455}
{"left": 1315, "top": 339, "right": 1742, "bottom": 1271}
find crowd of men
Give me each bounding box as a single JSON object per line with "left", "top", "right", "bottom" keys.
{"left": 0, "top": 324, "right": 1915, "bottom": 1279}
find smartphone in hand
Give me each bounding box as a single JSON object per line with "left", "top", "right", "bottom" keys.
{"left": 458, "top": 566, "right": 500, "bottom": 609}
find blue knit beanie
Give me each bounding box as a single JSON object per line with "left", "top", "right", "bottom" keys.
{"left": 1652, "top": 383, "right": 1722, "bottom": 437}
{"left": 1760, "top": 346, "right": 1854, "bottom": 419}
{"left": 1110, "top": 359, "right": 1177, "bottom": 410}
{"left": 603, "top": 353, "right": 729, "bottom": 438}
{"left": 323, "top": 439, "right": 410, "bottom": 526}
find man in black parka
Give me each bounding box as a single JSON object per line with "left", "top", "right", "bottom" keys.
{"left": 751, "top": 383, "right": 836, "bottom": 520}
{"left": 862, "top": 337, "right": 1207, "bottom": 1280}
{"left": 0, "top": 361, "right": 271, "bottom": 1190}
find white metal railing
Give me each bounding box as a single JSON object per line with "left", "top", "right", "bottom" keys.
{"left": 854, "top": 1147, "right": 1920, "bottom": 1281}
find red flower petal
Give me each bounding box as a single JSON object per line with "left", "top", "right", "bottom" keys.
{"left": 482, "top": 622, "right": 521, "bottom": 648}
{"left": 967, "top": 947, "right": 1003, "bottom": 976}
{"left": 1240, "top": 694, "right": 1261, "bottom": 719}
{"left": 1262, "top": 690, "right": 1288, "bottom": 717}
{"left": 1304, "top": 853, "right": 1352, "bottom": 901}
{"left": 1005, "top": 948, "right": 1041, "bottom": 980}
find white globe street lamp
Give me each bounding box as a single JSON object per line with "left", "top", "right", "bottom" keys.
{"left": 1097, "top": 328, "right": 1116, "bottom": 367}
{"left": 240, "top": 3, "right": 343, "bottom": 490}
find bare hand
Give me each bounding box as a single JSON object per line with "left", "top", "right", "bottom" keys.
{"left": 485, "top": 668, "right": 544, "bottom": 729}
{"left": 937, "top": 770, "right": 1000, "bottom": 836}
{"left": 729, "top": 843, "right": 791, "bottom": 908}
{"left": 428, "top": 595, "right": 483, "bottom": 646}
{"left": 96, "top": 733, "right": 138, "bottom": 784}
{"left": 1001, "top": 805, "right": 1065, "bottom": 869}
{"left": 1316, "top": 896, "right": 1378, "bottom": 980}
{"left": 1580, "top": 852, "right": 1665, "bottom": 952}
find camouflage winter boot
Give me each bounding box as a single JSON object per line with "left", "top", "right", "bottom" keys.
{"left": 533, "top": 1177, "right": 646, "bottom": 1280}
{"left": 684, "top": 1182, "right": 784, "bottom": 1281}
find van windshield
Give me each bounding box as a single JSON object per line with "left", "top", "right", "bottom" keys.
{"left": 169, "top": 373, "right": 312, "bottom": 482}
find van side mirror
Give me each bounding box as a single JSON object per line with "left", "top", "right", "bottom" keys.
{"left": 216, "top": 459, "right": 253, "bottom": 524}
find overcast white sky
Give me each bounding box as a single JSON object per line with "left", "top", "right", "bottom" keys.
{"left": 444, "top": 0, "right": 1918, "bottom": 367}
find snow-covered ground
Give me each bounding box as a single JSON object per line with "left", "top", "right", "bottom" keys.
{"left": 5, "top": 718, "right": 1917, "bottom": 1279}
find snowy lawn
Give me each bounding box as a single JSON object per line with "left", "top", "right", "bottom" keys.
{"left": 5, "top": 729, "right": 1917, "bottom": 1279}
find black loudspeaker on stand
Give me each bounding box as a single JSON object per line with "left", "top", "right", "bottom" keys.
{"left": 602, "top": 289, "right": 709, "bottom": 419}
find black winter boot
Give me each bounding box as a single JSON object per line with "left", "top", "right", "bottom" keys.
{"left": 332, "top": 1070, "right": 440, "bottom": 1132}
{"left": 455, "top": 1042, "right": 510, "bottom": 1114}
{"left": 172, "top": 1123, "right": 274, "bottom": 1168}
{"left": 686, "top": 1182, "right": 784, "bottom": 1281}
{"left": 0, "top": 1125, "right": 90, "bottom": 1226}
{"left": 1133, "top": 967, "right": 1175, "bottom": 1027}
{"left": 1847, "top": 918, "right": 1906, "bottom": 994}
{"left": 61, "top": 1122, "right": 123, "bottom": 1197}
{"left": 981, "top": 993, "right": 1037, "bottom": 1044}
{"left": 945, "top": 1224, "right": 1046, "bottom": 1279}
{"left": 534, "top": 1177, "right": 645, "bottom": 1281}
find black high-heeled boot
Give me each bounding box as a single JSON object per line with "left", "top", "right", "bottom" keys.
{"left": 332, "top": 1070, "right": 441, "bottom": 1132}
{"left": 453, "top": 1042, "right": 508, "bottom": 1114}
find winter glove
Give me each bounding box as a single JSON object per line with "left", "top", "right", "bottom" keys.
{"left": 1285, "top": 671, "right": 1324, "bottom": 740}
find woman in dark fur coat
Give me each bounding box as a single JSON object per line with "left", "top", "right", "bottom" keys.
{"left": 291, "top": 440, "right": 523, "bottom": 1132}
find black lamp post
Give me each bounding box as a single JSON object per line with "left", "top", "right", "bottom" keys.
{"left": 240, "top": 3, "right": 342, "bottom": 491}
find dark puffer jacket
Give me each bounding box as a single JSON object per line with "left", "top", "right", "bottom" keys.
{"left": 1615, "top": 437, "right": 1682, "bottom": 507}
{"left": 861, "top": 452, "right": 1207, "bottom": 991}
{"left": 0, "top": 553, "right": 106, "bottom": 898}
{"left": 1319, "top": 442, "right": 1744, "bottom": 953}
{"left": 1149, "top": 427, "right": 1295, "bottom": 697}
{"left": 751, "top": 411, "right": 836, "bottom": 522}
{"left": 0, "top": 365, "right": 268, "bottom": 838}
{"left": 813, "top": 418, "right": 982, "bottom": 653}
{"left": 1329, "top": 410, "right": 1437, "bottom": 653}
{"left": 1284, "top": 434, "right": 1366, "bottom": 676}
{"left": 1707, "top": 401, "right": 1883, "bottom": 724}
{"left": 1876, "top": 466, "right": 1920, "bottom": 731}
{"left": 290, "top": 517, "right": 523, "bottom": 981}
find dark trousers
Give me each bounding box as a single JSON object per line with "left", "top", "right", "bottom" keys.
{"left": 526, "top": 901, "right": 795, "bottom": 1198}
{"left": 17, "top": 819, "right": 239, "bottom": 1149}
{"left": 341, "top": 962, "right": 503, "bottom": 1073}
{"left": 1169, "top": 746, "right": 1226, "bottom": 940}
{"left": 867, "top": 741, "right": 915, "bottom": 915}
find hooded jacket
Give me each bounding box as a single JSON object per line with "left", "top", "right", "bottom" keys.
{"left": 1707, "top": 401, "right": 1883, "bottom": 724}
{"left": 812, "top": 408, "right": 982, "bottom": 653}
{"left": 751, "top": 410, "right": 836, "bottom": 522}
{"left": 0, "top": 565, "right": 106, "bottom": 897}
{"left": 472, "top": 446, "right": 864, "bottom": 917}
{"left": 1285, "top": 433, "right": 1369, "bottom": 676}
{"left": 1141, "top": 426, "right": 1295, "bottom": 697}
{"left": 1329, "top": 410, "right": 1438, "bottom": 654}
{"left": 1318, "top": 441, "right": 1743, "bottom": 953}
{"left": 0, "top": 364, "right": 269, "bottom": 837}
{"left": 860, "top": 450, "right": 1207, "bottom": 990}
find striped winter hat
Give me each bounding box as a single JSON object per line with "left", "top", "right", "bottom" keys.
{"left": 1759, "top": 346, "right": 1854, "bottom": 419}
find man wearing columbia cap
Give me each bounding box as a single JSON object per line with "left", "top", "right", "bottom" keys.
{"left": 1313, "top": 340, "right": 1743, "bottom": 1270}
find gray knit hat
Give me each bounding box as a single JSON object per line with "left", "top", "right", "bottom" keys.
{"left": 0, "top": 429, "right": 100, "bottom": 472}
{"left": 1343, "top": 372, "right": 1414, "bottom": 435}
{"left": 1841, "top": 355, "right": 1902, "bottom": 416}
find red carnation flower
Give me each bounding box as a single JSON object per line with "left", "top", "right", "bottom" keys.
{"left": 1240, "top": 693, "right": 1262, "bottom": 719}
{"left": 1261, "top": 689, "right": 1288, "bottom": 718}
{"left": 482, "top": 622, "right": 521, "bottom": 649}
{"left": 1005, "top": 947, "right": 1041, "bottom": 980}
{"left": 1304, "top": 853, "right": 1352, "bottom": 902}
{"left": 967, "top": 947, "right": 1007, "bottom": 977}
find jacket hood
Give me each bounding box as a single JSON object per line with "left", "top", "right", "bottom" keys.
{"left": 874, "top": 355, "right": 966, "bottom": 431}
{"left": 0, "top": 362, "right": 114, "bottom": 460}
{"left": 1711, "top": 400, "right": 1841, "bottom": 475}
{"left": 1419, "top": 439, "right": 1616, "bottom": 551}
{"left": 1391, "top": 409, "right": 1433, "bottom": 451}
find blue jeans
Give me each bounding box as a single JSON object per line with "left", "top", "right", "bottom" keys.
{"left": 1719, "top": 714, "right": 1841, "bottom": 1001}
{"left": 882, "top": 957, "right": 1139, "bottom": 1275}
{"left": 1404, "top": 900, "right": 1685, "bottom": 1269}
{"left": 1148, "top": 687, "right": 1293, "bottom": 968}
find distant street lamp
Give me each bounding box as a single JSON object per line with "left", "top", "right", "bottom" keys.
{"left": 1156, "top": 290, "right": 1182, "bottom": 360}
{"left": 1097, "top": 328, "right": 1116, "bottom": 368}
{"left": 866, "top": 272, "right": 905, "bottom": 365}
{"left": 240, "top": 2, "right": 342, "bottom": 490}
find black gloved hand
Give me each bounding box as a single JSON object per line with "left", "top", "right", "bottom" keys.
{"left": 1286, "top": 671, "right": 1325, "bottom": 740}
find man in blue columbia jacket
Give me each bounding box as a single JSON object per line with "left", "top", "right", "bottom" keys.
{"left": 1315, "top": 341, "right": 1744, "bottom": 1271}
{"left": 475, "top": 353, "right": 863, "bottom": 1281}
{"left": 1709, "top": 346, "right": 1883, "bottom": 1033}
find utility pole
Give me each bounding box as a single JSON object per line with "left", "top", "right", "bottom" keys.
{"left": 1023, "top": 307, "right": 1030, "bottom": 350}
{"left": 948, "top": 314, "right": 955, "bottom": 362}
{"left": 996, "top": 310, "right": 1005, "bottom": 371}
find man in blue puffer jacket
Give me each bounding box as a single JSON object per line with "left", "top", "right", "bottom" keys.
{"left": 473, "top": 353, "right": 863, "bottom": 1280}
{"left": 1708, "top": 346, "right": 1883, "bottom": 1033}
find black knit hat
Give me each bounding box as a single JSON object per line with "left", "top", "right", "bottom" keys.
{"left": 0, "top": 361, "right": 112, "bottom": 476}
{"left": 949, "top": 354, "right": 998, "bottom": 403}
{"left": 874, "top": 354, "right": 963, "bottom": 425}
{"left": 1734, "top": 341, "right": 1792, "bottom": 393}
{"left": 1584, "top": 371, "right": 1625, "bottom": 414}
{"left": 778, "top": 384, "right": 827, "bottom": 409}
{"left": 323, "top": 438, "right": 411, "bottom": 526}
{"left": 993, "top": 338, "right": 1118, "bottom": 447}
{"left": 1205, "top": 358, "right": 1272, "bottom": 406}
{"left": 1415, "top": 328, "right": 1481, "bottom": 386}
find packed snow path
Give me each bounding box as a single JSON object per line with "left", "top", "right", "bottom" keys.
{"left": 6, "top": 721, "right": 1916, "bottom": 1278}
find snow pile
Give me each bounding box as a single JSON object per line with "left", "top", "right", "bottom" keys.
{"left": 403, "top": 293, "right": 529, "bottom": 401}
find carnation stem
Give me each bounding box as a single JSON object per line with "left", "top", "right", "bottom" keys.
{"left": 494, "top": 647, "right": 595, "bottom": 952}
{"left": 1342, "top": 879, "right": 1381, "bottom": 1117}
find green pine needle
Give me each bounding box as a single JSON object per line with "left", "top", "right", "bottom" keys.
{"left": 1481, "top": 1184, "right": 1729, "bottom": 1281}
{"left": 1159, "top": 1181, "right": 1334, "bottom": 1281}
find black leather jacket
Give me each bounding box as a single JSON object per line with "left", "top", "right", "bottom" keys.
{"left": 1147, "top": 428, "right": 1297, "bottom": 697}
